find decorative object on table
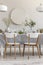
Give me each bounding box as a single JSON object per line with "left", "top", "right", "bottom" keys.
{"left": 18, "top": 30, "right": 24, "bottom": 34}
{"left": 37, "top": 28, "right": 43, "bottom": 33}
{"left": 37, "top": 29, "right": 43, "bottom": 33}
{"left": 25, "top": 19, "right": 36, "bottom": 32}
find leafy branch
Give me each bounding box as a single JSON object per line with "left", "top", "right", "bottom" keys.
{"left": 25, "top": 19, "right": 36, "bottom": 28}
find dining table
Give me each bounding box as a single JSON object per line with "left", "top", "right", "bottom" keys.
{"left": 0, "top": 32, "right": 40, "bottom": 56}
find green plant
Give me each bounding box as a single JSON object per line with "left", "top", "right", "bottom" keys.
{"left": 25, "top": 19, "right": 36, "bottom": 32}
{"left": 18, "top": 31, "right": 24, "bottom": 34}
{"left": 25, "top": 19, "right": 36, "bottom": 27}
{"left": 29, "top": 19, "right": 36, "bottom": 28}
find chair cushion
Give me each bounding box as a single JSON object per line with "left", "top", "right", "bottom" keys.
{"left": 24, "top": 43, "right": 36, "bottom": 45}
{"left": 7, "top": 42, "right": 20, "bottom": 45}
{"left": 7, "top": 43, "right": 14, "bottom": 45}
{"left": 14, "top": 43, "right": 20, "bottom": 45}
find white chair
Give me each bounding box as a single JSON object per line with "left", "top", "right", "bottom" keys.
{"left": 4, "top": 33, "right": 21, "bottom": 58}
{"left": 23, "top": 33, "right": 40, "bottom": 59}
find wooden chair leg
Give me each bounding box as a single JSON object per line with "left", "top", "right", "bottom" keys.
{"left": 40, "top": 47, "right": 42, "bottom": 55}
{"left": 32, "top": 46, "right": 34, "bottom": 56}
{"left": 23, "top": 44, "right": 25, "bottom": 56}
{"left": 4, "top": 45, "right": 7, "bottom": 57}
{"left": 14, "top": 45, "right": 16, "bottom": 59}
{"left": 28, "top": 46, "right": 29, "bottom": 59}
{"left": 10, "top": 45, "right": 11, "bottom": 55}
{"left": 19, "top": 45, "right": 22, "bottom": 56}
{"left": 39, "top": 45, "right": 42, "bottom": 55}
{"left": 37, "top": 45, "right": 40, "bottom": 58}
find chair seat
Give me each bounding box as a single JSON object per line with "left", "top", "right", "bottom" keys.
{"left": 7, "top": 42, "right": 20, "bottom": 45}
{"left": 24, "top": 43, "right": 36, "bottom": 46}
{"left": 14, "top": 43, "right": 20, "bottom": 45}
{"left": 7, "top": 43, "right": 14, "bottom": 45}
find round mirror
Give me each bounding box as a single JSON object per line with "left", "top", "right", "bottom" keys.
{"left": 11, "top": 8, "right": 25, "bottom": 25}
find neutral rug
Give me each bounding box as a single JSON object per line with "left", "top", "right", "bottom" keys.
{"left": 0, "top": 57, "right": 43, "bottom": 65}
{"left": 0, "top": 47, "right": 43, "bottom": 65}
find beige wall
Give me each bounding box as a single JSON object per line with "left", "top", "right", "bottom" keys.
{"left": 0, "top": 0, "right": 43, "bottom": 31}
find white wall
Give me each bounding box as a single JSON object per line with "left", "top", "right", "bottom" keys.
{"left": 0, "top": 0, "right": 43, "bottom": 31}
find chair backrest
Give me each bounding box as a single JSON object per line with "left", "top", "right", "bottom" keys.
{"left": 30, "top": 33, "right": 39, "bottom": 38}
{"left": 5, "top": 33, "right": 14, "bottom": 38}
{"left": 27, "top": 33, "right": 39, "bottom": 44}
{"left": 5, "top": 33, "right": 15, "bottom": 43}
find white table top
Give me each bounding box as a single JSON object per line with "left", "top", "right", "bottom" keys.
{"left": 27, "top": 33, "right": 40, "bottom": 38}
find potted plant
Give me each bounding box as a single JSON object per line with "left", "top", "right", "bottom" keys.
{"left": 18, "top": 30, "right": 24, "bottom": 34}
{"left": 25, "top": 19, "right": 36, "bottom": 32}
